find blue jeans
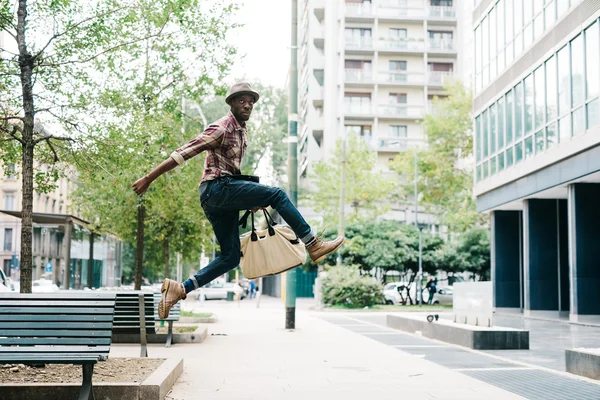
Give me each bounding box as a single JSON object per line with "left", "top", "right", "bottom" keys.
{"left": 182, "top": 177, "right": 315, "bottom": 293}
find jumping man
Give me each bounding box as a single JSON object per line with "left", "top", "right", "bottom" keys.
{"left": 132, "top": 82, "right": 345, "bottom": 318}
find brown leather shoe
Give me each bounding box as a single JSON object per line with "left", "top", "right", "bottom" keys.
{"left": 158, "top": 278, "right": 187, "bottom": 319}
{"left": 307, "top": 236, "right": 345, "bottom": 263}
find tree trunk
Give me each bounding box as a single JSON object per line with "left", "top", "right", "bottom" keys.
{"left": 134, "top": 199, "right": 145, "bottom": 290}
{"left": 163, "top": 238, "right": 169, "bottom": 280}
{"left": 17, "top": 0, "right": 35, "bottom": 293}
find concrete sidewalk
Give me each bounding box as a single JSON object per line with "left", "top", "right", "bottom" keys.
{"left": 110, "top": 303, "right": 524, "bottom": 399}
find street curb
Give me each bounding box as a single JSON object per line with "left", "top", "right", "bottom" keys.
{"left": 0, "top": 357, "right": 183, "bottom": 400}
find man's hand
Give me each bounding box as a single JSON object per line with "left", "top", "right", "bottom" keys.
{"left": 251, "top": 207, "right": 263, "bottom": 213}
{"left": 132, "top": 176, "right": 151, "bottom": 197}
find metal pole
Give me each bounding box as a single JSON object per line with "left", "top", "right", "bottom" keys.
{"left": 414, "top": 150, "right": 422, "bottom": 306}
{"left": 337, "top": 134, "right": 346, "bottom": 267}
{"left": 285, "top": 0, "right": 298, "bottom": 330}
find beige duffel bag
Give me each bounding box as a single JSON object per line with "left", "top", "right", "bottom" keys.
{"left": 239, "top": 210, "right": 305, "bottom": 279}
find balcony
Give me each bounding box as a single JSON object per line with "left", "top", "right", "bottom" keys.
{"left": 428, "top": 6, "right": 456, "bottom": 20}
{"left": 378, "top": 0, "right": 427, "bottom": 21}
{"left": 345, "top": 36, "right": 374, "bottom": 52}
{"left": 379, "top": 38, "right": 425, "bottom": 54}
{"left": 378, "top": 137, "right": 409, "bottom": 152}
{"left": 379, "top": 71, "right": 425, "bottom": 86}
{"left": 345, "top": 2, "right": 374, "bottom": 21}
{"left": 345, "top": 103, "right": 374, "bottom": 118}
{"left": 345, "top": 68, "right": 373, "bottom": 84}
{"left": 428, "top": 71, "right": 453, "bottom": 87}
{"left": 378, "top": 104, "right": 424, "bottom": 119}
{"left": 428, "top": 39, "right": 456, "bottom": 56}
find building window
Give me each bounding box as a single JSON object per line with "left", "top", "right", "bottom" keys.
{"left": 52, "top": 200, "right": 56, "bottom": 214}
{"left": 506, "top": 89, "right": 514, "bottom": 145}
{"left": 535, "top": 129, "right": 545, "bottom": 153}
{"left": 557, "top": 45, "right": 570, "bottom": 117}
{"left": 571, "top": 34, "right": 585, "bottom": 108}
{"left": 506, "top": 147, "right": 514, "bottom": 167}
{"left": 389, "top": 125, "right": 407, "bottom": 137}
{"left": 546, "top": 55, "right": 557, "bottom": 122}
{"left": 498, "top": 97, "right": 505, "bottom": 150}
{"left": 482, "top": 109, "right": 489, "bottom": 158}
{"left": 572, "top": 106, "right": 585, "bottom": 136}
{"left": 515, "top": 142, "right": 523, "bottom": 163}
{"left": 534, "top": 66, "right": 545, "bottom": 131}
{"left": 547, "top": 123, "right": 557, "bottom": 149}
{"left": 3, "top": 228, "right": 12, "bottom": 252}
{"left": 490, "top": 103, "right": 497, "bottom": 155}
{"left": 524, "top": 74, "right": 534, "bottom": 135}
{"left": 3, "top": 192, "right": 15, "bottom": 211}
{"left": 559, "top": 114, "right": 571, "bottom": 143}
{"left": 389, "top": 60, "right": 407, "bottom": 71}
{"left": 344, "top": 92, "right": 371, "bottom": 114}
{"left": 497, "top": 0, "right": 505, "bottom": 72}
{"left": 515, "top": 82, "right": 523, "bottom": 140}
{"left": 475, "top": 116, "right": 481, "bottom": 162}
{"left": 345, "top": 125, "right": 372, "bottom": 142}
{"left": 389, "top": 28, "right": 407, "bottom": 39}
{"left": 389, "top": 93, "right": 407, "bottom": 104}
{"left": 430, "top": 0, "right": 452, "bottom": 6}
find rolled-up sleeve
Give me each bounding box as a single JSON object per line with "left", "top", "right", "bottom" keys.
{"left": 170, "top": 123, "right": 225, "bottom": 165}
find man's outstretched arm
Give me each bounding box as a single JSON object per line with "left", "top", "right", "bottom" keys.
{"left": 132, "top": 157, "right": 179, "bottom": 196}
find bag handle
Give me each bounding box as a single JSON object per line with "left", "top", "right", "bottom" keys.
{"left": 250, "top": 212, "right": 258, "bottom": 241}
{"left": 262, "top": 209, "right": 276, "bottom": 236}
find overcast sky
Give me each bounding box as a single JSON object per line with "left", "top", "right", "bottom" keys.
{"left": 227, "top": 0, "right": 291, "bottom": 89}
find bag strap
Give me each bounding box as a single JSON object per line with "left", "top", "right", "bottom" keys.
{"left": 262, "top": 209, "right": 276, "bottom": 236}
{"left": 250, "top": 212, "right": 258, "bottom": 241}
{"left": 239, "top": 210, "right": 252, "bottom": 229}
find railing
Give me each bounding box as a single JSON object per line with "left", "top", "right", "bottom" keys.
{"left": 428, "top": 6, "right": 456, "bottom": 19}
{"left": 379, "top": 71, "right": 425, "bottom": 85}
{"left": 345, "top": 104, "right": 373, "bottom": 115}
{"left": 428, "top": 39, "right": 455, "bottom": 52}
{"left": 345, "top": 2, "right": 373, "bottom": 17}
{"left": 378, "top": 104, "right": 424, "bottom": 119}
{"left": 378, "top": 137, "right": 409, "bottom": 152}
{"left": 345, "top": 68, "right": 373, "bottom": 82}
{"left": 346, "top": 36, "right": 373, "bottom": 49}
{"left": 428, "top": 71, "right": 453, "bottom": 86}
{"left": 378, "top": 0, "right": 426, "bottom": 18}
{"left": 380, "top": 38, "right": 425, "bottom": 52}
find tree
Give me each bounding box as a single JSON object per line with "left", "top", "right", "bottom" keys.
{"left": 307, "top": 134, "right": 396, "bottom": 229}
{"left": 391, "top": 81, "right": 487, "bottom": 233}
{"left": 455, "top": 228, "right": 490, "bottom": 280}
{"left": 198, "top": 82, "right": 289, "bottom": 183}
{"left": 71, "top": 0, "right": 238, "bottom": 289}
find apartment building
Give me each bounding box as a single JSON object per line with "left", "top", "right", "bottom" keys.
{"left": 472, "top": 0, "right": 600, "bottom": 322}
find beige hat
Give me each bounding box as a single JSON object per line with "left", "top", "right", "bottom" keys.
{"left": 225, "top": 82, "right": 260, "bottom": 105}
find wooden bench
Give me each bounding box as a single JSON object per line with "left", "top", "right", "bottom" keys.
{"left": 0, "top": 292, "right": 117, "bottom": 400}
{"left": 153, "top": 291, "right": 181, "bottom": 347}
{"left": 111, "top": 291, "right": 155, "bottom": 357}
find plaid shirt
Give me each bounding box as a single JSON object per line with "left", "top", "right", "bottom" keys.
{"left": 170, "top": 111, "right": 248, "bottom": 182}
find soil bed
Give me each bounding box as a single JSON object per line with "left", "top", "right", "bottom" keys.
{"left": 0, "top": 358, "right": 165, "bottom": 384}
{"left": 155, "top": 325, "right": 197, "bottom": 334}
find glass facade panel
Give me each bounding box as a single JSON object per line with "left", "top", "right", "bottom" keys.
{"left": 506, "top": 90, "right": 514, "bottom": 144}
{"left": 498, "top": 152, "right": 505, "bottom": 171}
{"left": 588, "top": 99, "right": 600, "bottom": 129}
{"left": 483, "top": 110, "right": 489, "bottom": 158}
{"left": 515, "top": 141, "right": 523, "bottom": 163}
{"left": 483, "top": 161, "right": 489, "bottom": 179}
{"left": 490, "top": 8, "right": 497, "bottom": 79}
{"left": 506, "top": 146, "right": 514, "bottom": 166}
{"left": 490, "top": 156, "right": 497, "bottom": 175}
{"left": 497, "top": 0, "right": 505, "bottom": 71}
{"left": 490, "top": 103, "right": 497, "bottom": 154}
{"left": 545, "top": 1, "right": 556, "bottom": 29}
{"left": 546, "top": 56, "right": 557, "bottom": 121}
{"left": 558, "top": 45, "right": 570, "bottom": 116}
{"left": 475, "top": 116, "right": 481, "bottom": 162}
{"left": 534, "top": 14, "right": 544, "bottom": 39}
{"left": 498, "top": 98, "right": 505, "bottom": 150}
{"left": 547, "top": 123, "right": 557, "bottom": 148}
{"left": 482, "top": 16, "right": 489, "bottom": 86}
{"left": 524, "top": 74, "right": 534, "bottom": 134}
{"left": 477, "top": 165, "right": 482, "bottom": 182}
{"left": 586, "top": 22, "right": 599, "bottom": 100}
{"left": 515, "top": 83, "right": 523, "bottom": 139}
{"left": 557, "top": 0, "right": 569, "bottom": 17}
{"left": 571, "top": 34, "right": 585, "bottom": 107}
{"left": 559, "top": 114, "right": 571, "bottom": 142}
{"left": 572, "top": 106, "right": 585, "bottom": 135}
{"left": 535, "top": 130, "right": 545, "bottom": 153}
{"left": 525, "top": 136, "right": 533, "bottom": 158}
{"left": 534, "top": 66, "right": 545, "bottom": 130}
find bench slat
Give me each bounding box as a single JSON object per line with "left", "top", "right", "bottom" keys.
{"left": 0, "top": 315, "right": 114, "bottom": 322}
{"left": 0, "top": 345, "right": 110, "bottom": 353}
{"left": 0, "top": 330, "right": 112, "bottom": 337}
{"left": 0, "top": 293, "right": 116, "bottom": 300}
{"left": 0, "top": 300, "right": 116, "bottom": 307}
{"left": 0, "top": 322, "right": 113, "bottom": 329}
{"left": 0, "top": 337, "right": 112, "bottom": 346}
{"left": 0, "top": 308, "right": 114, "bottom": 314}
{"left": 0, "top": 356, "right": 100, "bottom": 364}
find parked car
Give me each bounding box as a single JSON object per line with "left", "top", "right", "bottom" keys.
{"left": 196, "top": 280, "right": 245, "bottom": 300}
{"left": 32, "top": 279, "right": 60, "bottom": 293}
{"left": 431, "top": 286, "right": 453, "bottom": 305}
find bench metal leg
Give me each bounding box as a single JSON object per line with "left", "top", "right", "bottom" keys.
{"left": 166, "top": 320, "right": 173, "bottom": 348}
{"left": 79, "top": 364, "right": 95, "bottom": 400}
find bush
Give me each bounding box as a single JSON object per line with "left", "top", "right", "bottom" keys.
{"left": 321, "top": 265, "right": 384, "bottom": 308}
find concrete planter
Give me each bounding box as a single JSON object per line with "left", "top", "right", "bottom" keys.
{"left": 112, "top": 325, "right": 208, "bottom": 344}
{"left": 387, "top": 314, "right": 529, "bottom": 350}
{"left": 0, "top": 357, "right": 183, "bottom": 400}
{"left": 179, "top": 315, "right": 217, "bottom": 323}
{"left": 566, "top": 349, "right": 600, "bottom": 380}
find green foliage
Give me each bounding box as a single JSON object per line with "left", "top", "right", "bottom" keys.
{"left": 321, "top": 265, "right": 384, "bottom": 308}
{"left": 455, "top": 228, "right": 490, "bottom": 280}
{"left": 390, "top": 80, "right": 487, "bottom": 232}
{"left": 307, "top": 134, "right": 395, "bottom": 229}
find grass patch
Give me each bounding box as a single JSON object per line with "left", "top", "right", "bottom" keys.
{"left": 327, "top": 304, "right": 452, "bottom": 311}
{"left": 180, "top": 310, "right": 213, "bottom": 318}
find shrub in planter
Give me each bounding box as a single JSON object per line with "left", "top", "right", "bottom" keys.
{"left": 321, "top": 265, "right": 384, "bottom": 308}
